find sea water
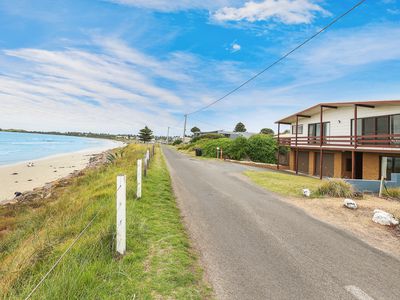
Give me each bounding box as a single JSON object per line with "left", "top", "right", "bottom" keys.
{"left": 0, "top": 132, "right": 116, "bottom": 166}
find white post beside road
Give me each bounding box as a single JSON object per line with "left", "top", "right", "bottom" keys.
{"left": 116, "top": 175, "right": 126, "bottom": 255}
{"left": 137, "top": 159, "right": 142, "bottom": 198}
{"left": 379, "top": 176, "right": 384, "bottom": 197}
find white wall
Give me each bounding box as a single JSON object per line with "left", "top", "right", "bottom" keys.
{"left": 291, "top": 105, "right": 400, "bottom": 137}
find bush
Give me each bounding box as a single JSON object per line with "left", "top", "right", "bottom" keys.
{"left": 191, "top": 133, "right": 225, "bottom": 143}
{"left": 200, "top": 138, "right": 233, "bottom": 158}
{"left": 382, "top": 187, "right": 400, "bottom": 199}
{"left": 247, "top": 134, "right": 277, "bottom": 163}
{"left": 316, "top": 179, "right": 354, "bottom": 198}
{"left": 228, "top": 136, "right": 248, "bottom": 160}
{"left": 172, "top": 139, "right": 182, "bottom": 145}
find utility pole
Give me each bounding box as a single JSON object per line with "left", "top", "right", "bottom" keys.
{"left": 183, "top": 114, "right": 187, "bottom": 141}
{"left": 167, "top": 126, "right": 170, "bottom": 144}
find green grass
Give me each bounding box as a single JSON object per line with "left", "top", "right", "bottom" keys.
{"left": 244, "top": 170, "right": 321, "bottom": 197}
{"left": 0, "top": 144, "right": 210, "bottom": 299}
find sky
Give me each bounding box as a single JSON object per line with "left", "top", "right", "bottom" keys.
{"left": 0, "top": 0, "right": 399, "bottom": 136}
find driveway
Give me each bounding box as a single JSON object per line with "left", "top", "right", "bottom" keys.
{"left": 162, "top": 146, "right": 400, "bottom": 300}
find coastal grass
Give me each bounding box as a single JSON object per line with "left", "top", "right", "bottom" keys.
{"left": 244, "top": 170, "right": 321, "bottom": 197}
{"left": 0, "top": 144, "right": 210, "bottom": 299}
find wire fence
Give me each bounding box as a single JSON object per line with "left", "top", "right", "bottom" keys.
{"left": 23, "top": 145, "right": 156, "bottom": 299}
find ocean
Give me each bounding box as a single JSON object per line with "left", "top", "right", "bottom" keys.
{"left": 0, "top": 131, "right": 117, "bottom": 166}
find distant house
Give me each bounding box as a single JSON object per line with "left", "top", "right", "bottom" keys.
{"left": 276, "top": 100, "right": 400, "bottom": 180}
{"left": 196, "top": 130, "right": 256, "bottom": 140}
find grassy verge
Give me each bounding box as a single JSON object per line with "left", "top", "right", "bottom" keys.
{"left": 244, "top": 170, "right": 321, "bottom": 197}
{"left": 0, "top": 144, "right": 210, "bottom": 299}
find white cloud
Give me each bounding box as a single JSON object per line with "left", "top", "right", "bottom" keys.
{"left": 0, "top": 39, "right": 192, "bottom": 134}
{"left": 108, "top": 0, "right": 329, "bottom": 26}
{"left": 387, "top": 8, "right": 400, "bottom": 14}
{"left": 231, "top": 42, "right": 241, "bottom": 52}
{"left": 212, "top": 0, "right": 329, "bottom": 24}
{"left": 0, "top": 37, "right": 254, "bottom": 134}
{"left": 292, "top": 24, "right": 400, "bottom": 77}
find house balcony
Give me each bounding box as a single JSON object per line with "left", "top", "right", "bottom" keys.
{"left": 278, "top": 133, "right": 400, "bottom": 152}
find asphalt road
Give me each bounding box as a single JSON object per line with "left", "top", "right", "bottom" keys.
{"left": 162, "top": 146, "right": 400, "bottom": 300}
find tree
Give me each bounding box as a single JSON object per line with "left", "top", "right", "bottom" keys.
{"left": 234, "top": 122, "right": 246, "bottom": 132}
{"left": 282, "top": 129, "right": 290, "bottom": 134}
{"left": 191, "top": 126, "right": 201, "bottom": 134}
{"left": 138, "top": 126, "right": 153, "bottom": 143}
{"left": 260, "top": 128, "right": 274, "bottom": 135}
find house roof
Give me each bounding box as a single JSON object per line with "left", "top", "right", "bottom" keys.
{"left": 199, "top": 130, "right": 256, "bottom": 137}
{"left": 275, "top": 100, "right": 400, "bottom": 124}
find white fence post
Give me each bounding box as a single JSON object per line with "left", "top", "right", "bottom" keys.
{"left": 116, "top": 175, "right": 126, "bottom": 256}
{"left": 379, "top": 176, "right": 384, "bottom": 197}
{"left": 146, "top": 150, "right": 150, "bottom": 162}
{"left": 137, "top": 159, "right": 142, "bottom": 199}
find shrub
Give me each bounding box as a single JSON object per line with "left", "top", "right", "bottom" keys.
{"left": 200, "top": 138, "right": 233, "bottom": 158}
{"left": 172, "top": 139, "right": 182, "bottom": 145}
{"left": 228, "top": 136, "right": 248, "bottom": 160}
{"left": 247, "top": 134, "right": 277, "bottom": 163}
{"left": 316, "top": 179, "right": 354, "bottom": 198}
{"left": 191, "top": 133, "right": 225, "bottom": 143}
{"left": 382, "top": 187, "right": 400, "bottom": 199}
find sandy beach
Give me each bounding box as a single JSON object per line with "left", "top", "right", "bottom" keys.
{"left": 0, "top": 141, "right": 124, "bottom": 203}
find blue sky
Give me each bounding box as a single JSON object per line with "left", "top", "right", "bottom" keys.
{"left": 0, "top": 0, "right": 399, "bottom": 135}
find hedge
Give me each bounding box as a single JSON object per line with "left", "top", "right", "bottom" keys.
{"left": 247, "top": 134, "right": 277, "bottom": 163}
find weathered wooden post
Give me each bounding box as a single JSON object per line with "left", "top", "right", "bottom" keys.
{"left": 137, "top": 159, "right": 142, "bottom": 199}
{"left": 116, "top": 175, "right": 126, "bottom": 255}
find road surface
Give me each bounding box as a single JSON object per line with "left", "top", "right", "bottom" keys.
{"left": 162, "top": 146, "right": 400, "bottom": 300}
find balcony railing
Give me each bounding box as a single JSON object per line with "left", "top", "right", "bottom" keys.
{"left": 278, "top": 133, "right": 400, "bottom": 149}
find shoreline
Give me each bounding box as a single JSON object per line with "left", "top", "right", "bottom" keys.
{"left": 0, "top": 141, "right": 125, "bottom": 203}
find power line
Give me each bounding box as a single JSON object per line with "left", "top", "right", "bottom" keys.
{"left": 186, "top": 0, "right": 367, "bottom": 116}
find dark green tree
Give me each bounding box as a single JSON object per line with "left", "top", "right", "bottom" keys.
{"left": 138, "top": 126, "right": 154, "bottom": 143}
{"left": 191, "top": 126, "right": 201, "bottom": 134}
{"left": 234, "top": 122, "right": 246, "bottom": 132}
{"left": 260, "top": 128, "right": 274, "bottom": 135}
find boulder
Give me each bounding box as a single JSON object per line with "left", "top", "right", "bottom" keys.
{"left": 372, "top": 209, "right": 399, "bottom": 226}
{"left": 302, "top": 189, "right": 311, "bottom": 197}
{"left": 343, "top": 198, "right": 357, "bottom": 209}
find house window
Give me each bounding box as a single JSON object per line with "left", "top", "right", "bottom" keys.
{"left": 292, "top": 124, "right": 303, "bottom": 135}
{"left": 391, "top": 115, "right": 400, "bottom": 134}
{"left": 351, "top": 114, "right": 400, "bottom": 136}
{"left": 351, "top": 114, "right": 400, "bottom": 145}
{"left": 308, "top": 122, "right": 330, "bottom": 144}
{"left": 308, "top": 122, "right": 330, "bottom": 137}
{"left": 381, "top": 156, "right": 400, "bottom": 180}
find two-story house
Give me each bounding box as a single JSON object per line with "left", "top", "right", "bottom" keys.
{"left": 276, "top": 100, "right": 400, "bottom": 180}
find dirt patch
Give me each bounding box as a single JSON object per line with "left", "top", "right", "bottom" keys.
{"left": 281, "top": 195, "right": 400, "bottom": 260}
